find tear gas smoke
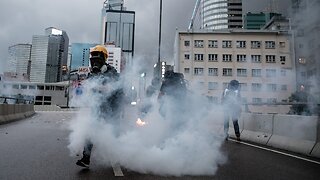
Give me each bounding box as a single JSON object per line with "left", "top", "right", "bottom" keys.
{"left": 68, "top": 56, "right": 226, "bottom": 176}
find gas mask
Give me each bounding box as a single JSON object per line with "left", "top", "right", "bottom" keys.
{"left": 90, "top": 52, "right": 105, "bottom": 74}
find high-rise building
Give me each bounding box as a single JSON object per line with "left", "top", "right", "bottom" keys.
{"left": 30, "top": 27, "right": 69, "bottom": 83}
{"left": 291, "top": 0, "right": 320, "bottom": 102}
{"left": 200, "top": 0, "right": 243, "bottom": 30}
{"left": 101, "top": 0, "right": 135, "bottom": 67}
{"left": 7, "top": 44, "right": 32, "bottom": 79}
{"left": 243, "top": 12, "right": 282, "bottom": 30}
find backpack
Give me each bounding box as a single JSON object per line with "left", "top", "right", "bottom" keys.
{"left": 160, "top": 72, "right": 187, "bottom": 96}
{"left": 223, "top": 89, "right": 240, "bottom": 105}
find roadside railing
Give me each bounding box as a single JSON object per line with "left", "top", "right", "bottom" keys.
{"left": 0, "top": 96, "right": 34, "bottom": 105}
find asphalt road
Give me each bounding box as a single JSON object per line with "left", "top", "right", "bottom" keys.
{"left": 0, "top": 111, "right": 319, "bottom": 180}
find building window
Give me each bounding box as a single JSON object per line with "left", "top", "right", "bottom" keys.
{"left": 55, "top": 86, "right": 64, "bottom": 91}
{"left": 252, "top": 69, "right": 262, "bottom": 77}
{"left": 252, "top": 83, "right": 262, "bottom": 92}
{"left": 194, "top": 40, "right": 204, "bottom": 48}
{"left": 222, "top": 68, "right": 232, "bottom": 76}
{"left": 252, "top": 98, "right": 262, "bottom": 103}
{"left": 239, "top": 83, "right": 248, "bottom": 91}
{"left": 266, "top": 55, "right": 276, "bottom": 63}
{"left": 267, "top": 84, "right": 277, "bottom": 92}
{"left": 279, "top": 42, "right": 285, "bottom": 48}
{"left": 237, "top": 54, "right": 246, "bottom": 62}
{"left": 13, "top": 84, "right": 19, "bottom": 89}
{"left": 194, "top": 68, "right": 204, "bottom": 75}
{"left": 236, "top": 41, "right": 246, "bottom": 48}
{"left": 281, "top": 85, "right": 287, "bottom": 91}
{"left": 21, "top": 85, "right": 28, "bottom": 89}
{"left": 194, "top": 54, "right": 204, "bottom": 61}
{"left": 184, "top": 68, "right": 190, "bottom": 74}
{"left": 222, "top": 54, "right": 232, "bottom": 62}
{"left": 184, "top": 40, "right": 190, "bottom": 46}
{"left": 280, "top": 56, "right": 286, "bottom": 64}
{"left": 251, "top": 55, "right": 261, "bottom": 63}
{"left": 208, "top": 40, "right": 218, "bottom": 48}
{"left": 265, "top": 41, "right": 275, "bottom": 49}
{"left": 29, "top": 85, "right": 36, "bottom": 90}
{"left": 184, "top": 54, "right": 190, "bottom": 60}
{"left": 251, "top": 41, "right": 261, "bottom": 49}
{"left": 45, "top": 86, "right": 54, "bottom": 90}
{"left": 267, "top": 98, "right": 277, "bottom": 103}
{"left": 280, "top": 69, "right": 286, "bottom": 76}
{"left": 208, "top": 54, "right": 218, "bottom": 61}
{"left": 237, "top": 69, "right": 247, "bottom": 77}
{"left": 44, "top": 96, "right": 52, "bottom": 101}
{"left": 266, "top": 69, "right": 276, "bottom": 77}
{"left": 222, "top": 40, "right": 232, "bottom": 48}
{"left": 298, "top": 57, "right": 306, "bottom": 64}
{"left": 208, "top": 82, "right": 219, "bottom": 90}
{"left": 208, "top": 68, "right": 218, "bottom": 76}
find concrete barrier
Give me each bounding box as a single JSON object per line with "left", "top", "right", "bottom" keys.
{"left": 267, "top": 114, "right": 318, "bottom": 155}
{"left": 0, "top": 104, "right": 35, "bottom": 125}
{"left": 241, "top": 113, "right": 273, "bottom": 145}
{"left": 310, "top": 116, "right": 320, "bottom": 158}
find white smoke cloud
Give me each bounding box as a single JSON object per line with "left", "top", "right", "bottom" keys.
{"left": 67, "top": 56, "right": 226, "bottom": 176}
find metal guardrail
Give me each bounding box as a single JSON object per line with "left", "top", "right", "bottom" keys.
{"left": 0, "top": 96, "right": 34, "bottom": 105}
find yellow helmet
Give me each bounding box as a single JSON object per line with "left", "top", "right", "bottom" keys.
{"left": 90, "top": 45, "right": 108, "bottom": 59}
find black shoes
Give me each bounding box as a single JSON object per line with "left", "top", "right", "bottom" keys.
{"left": 236, "top": 133, "right": 241, "bottom": 141}
{"left": 76, "top": 156, "right": 90, "bottom": 168}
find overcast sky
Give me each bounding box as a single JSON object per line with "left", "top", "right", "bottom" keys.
{"left": 0, "top": 0, "right": 291, "bottom": 73}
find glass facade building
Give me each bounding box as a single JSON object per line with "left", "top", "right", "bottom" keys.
{"left": 30, "top": 27, "right": 69, "bottom": 83}
{"left": 101, "top": 0, "right": 135, "bottom": 67}
{"left": 243, "top": 12, "right": 282, "bottom": 30}
{"left": 8, "top": 44, "right": 32, "bottom": 78}
{"left": 201, "top": 0, "right": 242, "bottom": 30}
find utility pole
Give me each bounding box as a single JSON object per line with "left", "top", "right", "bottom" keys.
{"left": 157, "top": 0, "right": 163, "bottom": 80}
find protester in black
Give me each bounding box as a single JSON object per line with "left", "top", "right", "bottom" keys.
{"left": 222, "top": 80, "right": 241, "bottom": 141}
{"left": 76, "top": 45, "right": 124, "bottom": 168}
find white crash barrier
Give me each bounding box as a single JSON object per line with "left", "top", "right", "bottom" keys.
{"left": 241, "top": 113, "right": 273, "bottom": 145}
{"left": 310, "top": 117, "right": 320, "bottom": 158}
{"left": 267, "top": 115, "right": 318, "bottom": 155}
{"left": 237, "top": 113, "right": 319, "bottom": 158}
{"left": 0, "top": 104, "right": 35, "bottom": 124}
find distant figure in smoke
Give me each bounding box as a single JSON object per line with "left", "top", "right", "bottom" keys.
{"left": 76, "top": 45, "right": 124, "bottom": 168}
{"left": 222, "top": 80, "right": 241, "bottom": 141}
{"left": 289, "top": 85, "right": 312, "bottom": 115}
{"left": 158, "top": 70, "right": 187, "bottom": 126}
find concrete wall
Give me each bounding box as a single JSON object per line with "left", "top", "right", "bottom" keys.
{"left": 232, "top": 113, "right": 320, "bottom": 158}
{"left": 0, "top": 104, "right": 35, "bottom": 125}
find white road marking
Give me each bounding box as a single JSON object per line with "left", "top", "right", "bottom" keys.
{"left": 112, "top": 163, "right": 124, "bottom": 176}
{"left": 228, "top": 138, "right": 320, "bottom": 165}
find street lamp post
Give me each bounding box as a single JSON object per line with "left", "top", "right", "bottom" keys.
{"left": 157, "top": 0, "right": 163, "bottom": 80}
{"left": 66, "top": 53, "right": 72, "bottom": 108}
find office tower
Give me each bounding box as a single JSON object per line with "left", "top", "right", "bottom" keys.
{"left": 200, "top": 0, "right": 243, "bottom": 30}
{"left": 243, "top": 12, "right": 283, "bottom": 30}
{"left": 101, "top": 0, "right": 135, "bottom": 67}
{"left": 291, "top": 0, "right": 320, "bottom": 102}
{"left": 30, "top": 27, "right": 69, "bottom": 83}
{"left": 7, "top": 44, "right": 32, "bottom": 79}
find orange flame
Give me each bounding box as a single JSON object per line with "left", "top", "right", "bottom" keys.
{"left": 136, "top": 118, "right": 147, "bottom": 126}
